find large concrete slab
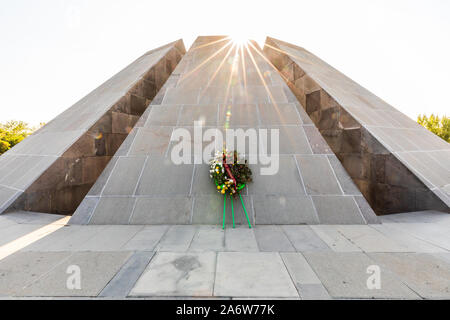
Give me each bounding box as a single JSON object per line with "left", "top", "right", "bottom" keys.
{"left": 224, "top": 227, "right": 259, "bottom": 252}
{"left": 121, "top": 226, "right": 169, "bottom": 251}
{"left": 130, "top": 252, "right": 216, "bottom": 297}
{"left": 335, "top": 225, "right": 410, "bottom": 252}
{"left": 189, "top": 226, "right": 225, "bottom": 252}
{"left": 0, "top": 251, "right": 72, "bottom": 296}
{"left": 156, "top": 225, "right": 197, "bottom": 252}
{"left": 99, "top": 251, "right": 155, "bottom": 298}
{"left": 214, "top": 252, "right": 298, "bottom": 298}
{"left": 303, "top": 252, "right": 420, "bottom": 299}
{"left": 282, "top": 225, "right": 330, "bottom": 252}
{"left": 368, "top": 253, "right": 450, "bottom": 299}
{"left": 76, "top": 226, "right": 143, "bottom": 251}
{"left": 19, "top": 251, "right": 132, "bottom": 297}
{"left": 254, "top": 226, "right": 295, "bottom": 252}
{"left": 310, "top": 225, "right": 362, "bottom": 252}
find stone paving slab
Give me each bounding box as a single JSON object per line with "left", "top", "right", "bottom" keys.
{"left": 0, "top": 224, "right": 46, "bottom": 247}
{"left": 19, "top": 251, "right": 132, "bottom": 297}
{"left": 303, "top": 252, "right": 420, "bottom": 299}
{"left": 224, "top": 227, "right": 259, "bottom": 252}
{"left": 282, "top": 225, "right": 330, "bottom": 252}
{"left": 121, "top": 226, "right": 168, "bottom": 251}
{"left": 99, "top": 251, "right": 155, "bottom": 298}
{"left": 189, "top": 226, "right": 225, "bottom": 252}
{"left": 77, "top": 226, "right": 143, "bottom": 251}
{"left": 21, "top": 226, "right": 87, "bottom": 251}
{"left": 2, "top": 211, "right": 65, "bottom": 225}
{"left": 280, "top": 252, "right": 321, "bottom": 285}
{"left": 297, "top": 284, "right": 331, "bottom": 300}
{"left": 335, "top": 225, "right": 410, "bottom": 252}
{"left": 310, "top": 225, "right": 362, "bottom": 252}
{"left": 385, "top": 223, "right": 450, "bottom": 251}
{"left": 371, "top": 224, "right": 447, "bottom": 253}
{"left": 254, "top": 226, "right": 295, "bottom": 252}
{"left": 368, "top": 253, "right": 450, "bottom": 299}
{"left": 130, "top": 252, "right": 216, "bottom": 297}
{"left": 156, "top": 225, "right": 197, "bottom": 252}
{"left": 0, "top": 251, "right": 72, "bottom": 296}
{"left": 214, "top": 252, "right": 298, "bottom": 298}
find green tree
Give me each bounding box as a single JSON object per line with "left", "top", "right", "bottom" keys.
{"left": 417, "top": 114, "right": 450, "bottom": 143}
{"left": 0, "top": 120, "right": 35, "bottom": 155}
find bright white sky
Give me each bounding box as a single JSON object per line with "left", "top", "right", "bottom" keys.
{"left": 1, "top": 0, "right": 449, "bottom": 126}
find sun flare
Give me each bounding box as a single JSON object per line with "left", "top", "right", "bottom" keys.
{"left": 229, "top": 34, "right": 249, "bottom": 47}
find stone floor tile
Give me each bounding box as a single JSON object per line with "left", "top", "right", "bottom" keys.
{"left": 189, "top": 226, "right": 224, "bottom": 252}
{"left": 303, "top": 252, "right": 420, "bottom": 299}
{"left": 252, "top": 195, "right": 318, "bottom": 224}
{"left": 225, "top": 227, "right": 259, "bottom": 252}
{"left": 130, "top": 252, "right": 216, "bottom": 297}
{"left": 121, "top": 226, "right": 169, "bottom": 251}
{"left": 99, "top": 251, "right": 155, "bottom": 298}
{"left": 0, "top": 251, "right": 72, "bottom": 296}
{"left": 368, "top": 253, "right": 450, "bottom": 299}
{"left": 280, "top": 252, "right": 321, "bottom": 285}
{"left": 282, "top": 225, "right": 330, "bottom": 252}
{"left": 297, "top": 284, "right": 331, "bottom": 300}
{"left": 19, "top": 251, "right": 132, "bottom": 297}
{"left": 254, "top": 226, "right": 295, "bottom": 252}
{"left": 77, "top": 226, "right": 143, "bottom": 251}
{"left": 214, "top": 252, "right": 298, "bottom": 298}
{"left": 310, "top": 225, "right": 362, "bottom": 252}
{"left": 156, "top": 225, "right": 197, "bottom": 252}
{"left": 336, "top": 225, "right": 410, "bottom": 252}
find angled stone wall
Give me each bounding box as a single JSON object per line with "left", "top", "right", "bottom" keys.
{"left": 0, "top": 40, "right": 185, "bottom": 215}
{"left": 263, "top": 37, "right": 449, "bottom": 214}
{"left": 70, "top": 36, "right": 379, "bottom": 225}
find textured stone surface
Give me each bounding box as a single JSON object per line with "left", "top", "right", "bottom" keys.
{"left": 214, "top": 252, "right": 298, "bottom": 297}
{"left": 264, "top": 37, "right": 449, "bottom": 214}
{"left": 99, "top": 251, "right": 155, "bottom": 298}
{"left": 0, "top": 251, "right": 72, "bottom": 296}
{"left": 282, "top": 225, "right": 330, "bottom": 252}
{"left": 303, "top": 252, "right": 420, "bottom": 299}
{"left": 1, "top": 40, "right": 185, "bottom": 215}
{"left": 130, "top": 252, "right": 216, "bottom": 297}
{"left": 254, "top": 225, "right": 295, "bottom": 252}
{"left": 70, "top": 36, "right": 377, "bottom": 226}
{"left": 368, "top": 253, "right": 450, "bottom": 299}
{"left": 19, "top": 251, "right": 132, "bottom": 297}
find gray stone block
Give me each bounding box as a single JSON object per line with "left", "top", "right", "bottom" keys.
{"left": 130, "top": 252, "right": 216, "bottom": 297}
{"left": 296, "top": 155, "right": 342, "bottom": 195}
{"left": 282, "top": 226, "right": 330, "bottom": 251}
{"left": 248, "top": 155, "right": 305, "bottom": 196}
{"left": 135, "top": 156, "right": 194, "bottom": 195}
{"left": 99, "top": 251, "right": 155, "bottom": 298}
{"left": 258, "top": 103, "right": 301, "bottom": 125}
{"left": 122, "top": 226, "right": 169, "bottom": 251}
{"left": 252, "top": 195, "right": 318, "bottom": 224}
{"left": 130, "top": 197, "right": 192, "bottom": 224}
{"left": 156, "top": 225, "right": 197, "bottom": 252}
{"left": 254, "top": 226, "right": 295, "bottom": 252}
{"left": 214, "top": 252, "right": 298, "bottom": 297}
{"left": 303, "top": 252, "right": 420, "bottom": 299}
{"left": 19, "top": 251, "right": 132, "bottom": 297}
{"left": 368, "top": 253, "right": 450, "bottom": 299}
{"left": 312, "top": 196, "right": 366, "bottom": 224}
{"left": 102, "top": 156, "right": 146, "bottom": 196}
{"left": 89, "top": 197, "right": 136, "bottom": 225}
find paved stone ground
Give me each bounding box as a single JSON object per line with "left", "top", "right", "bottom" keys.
{"left": 0, "top": 210, "right": 449, "bottom": 299}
